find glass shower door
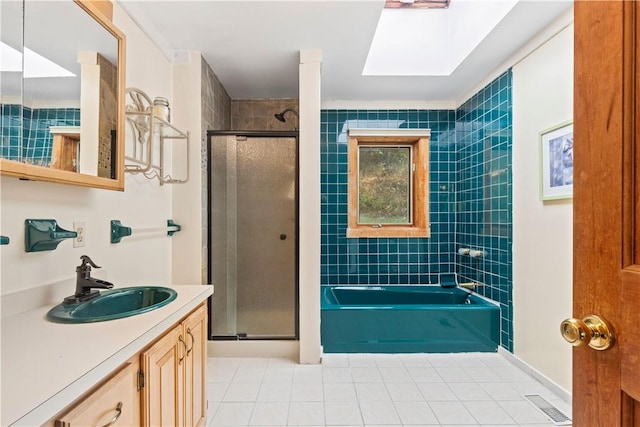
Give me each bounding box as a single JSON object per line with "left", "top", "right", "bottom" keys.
{"left": 210, "top": 134, "right": 297, "bottom": 339}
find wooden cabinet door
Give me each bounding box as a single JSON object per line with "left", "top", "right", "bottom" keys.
{"left": 573, "top": 1, "right": 640, "bottom": 425}
{"left": 55, "top": 358, "right": 139, "bottom": 427}
{"left": 141, "top": 324, "right": 184, "bottom": 427}
{"left": 183, "top": 304, "right": 207, "bottom": 427}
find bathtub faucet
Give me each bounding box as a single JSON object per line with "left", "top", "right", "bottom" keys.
{"left": 458, "top": 282, "right": 477, "bottom": 290}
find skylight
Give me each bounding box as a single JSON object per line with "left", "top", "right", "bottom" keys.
{"left": 385, "top": 0, "right": 451, "bottom": 9}
{"left": 363, "top": 0, "right": 519, "bottom": 76}
{"left": 0, "top": 42, "right": 76, "bottom": 78}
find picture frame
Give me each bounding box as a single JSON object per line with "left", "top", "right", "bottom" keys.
{"left": 539, "top": 121, "right": 573, "bottom": 200}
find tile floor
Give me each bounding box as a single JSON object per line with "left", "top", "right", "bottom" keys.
{"left": 206, "top": 352, "right": 571, "bottom": 426}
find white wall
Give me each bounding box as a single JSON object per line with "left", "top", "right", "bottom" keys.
{"left": 298, "top": 49, "right": 322, "bottom": 364}
{"left": 512, "top": 23, "right": 573, "bottom": 392}
{"left": 171, "top": 52, "right": 204, "bottom": 285}
{"left": 0, "top": 4, "right": 174, "bottom": 299}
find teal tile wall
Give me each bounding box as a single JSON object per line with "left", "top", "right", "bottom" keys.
{"left": 0, "top": 105, "right": 80, "bottom": 165}
{"left": 455, "top": 70, "right": 513, "bottom": 351}
{"left": 320, "top": 110, "right": 457, "bottom": 285}
{"left": 320, "top": 71, "right": 513, "bottom": 351}
{"left": 0, "top": 104, "right": 22, "bottom": 160}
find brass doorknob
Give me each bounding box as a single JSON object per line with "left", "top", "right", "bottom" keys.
{"left": 560, "top": 314, "right": 615, "bottom": 351}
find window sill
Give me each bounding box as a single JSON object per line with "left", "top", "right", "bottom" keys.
{"left": 346, "top": 227, "right": 430, "bottom": 238}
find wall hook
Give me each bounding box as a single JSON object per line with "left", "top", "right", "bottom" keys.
{"left": 25, "top": 219, "right": 77, "bottom": 252}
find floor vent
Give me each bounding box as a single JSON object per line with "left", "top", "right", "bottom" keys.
{"left": 524, "top": 394, "right": 572, "bottom": 426}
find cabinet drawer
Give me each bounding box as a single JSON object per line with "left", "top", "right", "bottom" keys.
{"left": 55, "top": 359, "right": 140, "bottom": 427}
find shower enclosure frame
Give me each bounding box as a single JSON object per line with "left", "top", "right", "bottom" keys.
{"left": 206, "top": 130, "right": 300, "bottom": 341}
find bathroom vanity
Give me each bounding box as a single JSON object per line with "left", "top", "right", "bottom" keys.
{"left": 0, "top": 284, "right": 212, "bottom": 426}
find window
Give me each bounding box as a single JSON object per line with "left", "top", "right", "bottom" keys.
{"left": 347, "top": 129, "right": 430, "bottom": 238}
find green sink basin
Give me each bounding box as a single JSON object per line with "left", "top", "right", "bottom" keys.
{"left": 46, "top": 286, "right": 177, "bottom": 323}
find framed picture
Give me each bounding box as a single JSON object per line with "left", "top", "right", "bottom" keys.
{"left": 540, "top": 121, "right": 573, "bottom": 200}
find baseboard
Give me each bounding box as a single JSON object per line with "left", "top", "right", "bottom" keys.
{"left": 208, "top": 340, "right": 300, "bottom": 360}
{"left": 498, "top": 347, "right": 572, "bottom": 403}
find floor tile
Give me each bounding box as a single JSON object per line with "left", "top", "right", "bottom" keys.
{"left": 323, "top": 367, "right": 353, "bottom": 383}
{"left": 291, "top": 382, "right": 324, "bottom": 402}
{"left": 464, "top": 401, "right": 516, "bottom": 424}
{"left": 417, "top": 382, "right": 458, "bottom": 402}
{"left": 407, "top": 367, "right": 443, "bottom": 383}
{"left": 425, "top": 354, "right": 461, "bottom": 368}
{"left": 288, "top": 402, "right": 325, "bottom": 425}
{"left": 448, "top": 383, "right": 492, "bottom": 401}
{"left": 249, "top": 402, "right": 289, "bottom": 426}
{"left": 435, "top": 367, "right": 474, "bottom": 382}
{"left": 322, "top": 354, "right": 350, "bottom": 367}
{"left": 324, "top": 383, "right": 357, "bottom": 402}
{"left": 208, "top": 381, "right": 230, "bottom": 402}
{"left": 393, "top": 401, "right": 439, "bottom": 425}
{"left": 207, "top": 353, "right": 571, "bottom": 426}
{"left": 263, "top": 367, "right": 295, "bottom": 383}
{"left": 429, "top": 401, "right": 478, "bottom": 425}
{"left": 224, "top": 381, "right": 261, "bottom": 402}
{"left": 463, "top": 366, "right": 504, "bottom": 382}
{"left": 355, "top": 383, "right": 391, "bottom": 402}
{"left": 325, "top": 402, "right": 363, "bottom": 425}
{"left": 399, "top": 354, "right": 432, "bottom": 367}
{"left": 478, "top": 382, "right": 523, "bottom": 401}
{"left": 385, "top": 382, "right": 423, "bottom": 401}
{"left": 493, "top": 366, "right": 534, "bottom": 382}
{"left": 210, "top": 402, "right": 254, "bottom": 426}
{"left": 378, "top": 367, "right": 412, "bottom": 383}
{"left": 374, "top": 355, "right": 404, "bottom": 367}
{"left": 257, "top": 381, "right": 292, "bottom": 402}
{"left": 351, "top": 367, "right": 383, "bottom": 383}
{"left": 293, "top": 365, "right": 323, "bottom": 384}
{"left": 233, "top": 366, "right": 267, "bottom": 382}
{"left": 349, "top": 354, "right": 377, "bottom": 367}
{"left": 359, "top": 401, "right": 401, "bottom": 425}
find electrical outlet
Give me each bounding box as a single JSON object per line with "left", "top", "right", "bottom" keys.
{"left": 73, "top": 221, "right": 86, "bottom": 248}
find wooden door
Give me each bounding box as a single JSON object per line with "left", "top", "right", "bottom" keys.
{"left": 141, "top": 324, "right": 184, "bottom": 427}
{"left": 573, "top": 1, "right": 639, "bottom": 425}
{"left": 183, "top": 304, "right": 207, "bottom": 427}
{"left": 56, "top": 359, "right": 140, "bottom": 427}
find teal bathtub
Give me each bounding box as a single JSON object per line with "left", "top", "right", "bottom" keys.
{"left": 321, "top": 286, "right": 500, "bottom": 353}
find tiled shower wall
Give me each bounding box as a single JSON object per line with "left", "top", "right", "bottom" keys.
{"left": 319, "top": 71, "right": 513, "bottom": 349}
{"left": 201, "top": 57, "right": 232, "bottom": 284}
{"left": 0, "top": 104, "right": 21, "bottom": 160}
{"left": 320, "top": 110, "right": 458, "bottom": 286}
{"left": 455, "top": 70, "right": 513, "bottom": 350}
{"left": 231, "top": 99, "right": 299, "bottom": 131}
{"left": 0, "top": 105, "right": 80, "bottom": 165}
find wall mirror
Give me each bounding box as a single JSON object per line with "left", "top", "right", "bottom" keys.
{"left": 0, "top": 0, "right": 125, "bottom": 190}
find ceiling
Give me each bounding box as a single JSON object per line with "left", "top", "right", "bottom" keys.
{"left": 121, "top": 0, "right": 572, "bottom": 104}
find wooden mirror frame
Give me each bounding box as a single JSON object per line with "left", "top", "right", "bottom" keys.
{"left": 0, "top": 0, "right": 126, "bottom": 191}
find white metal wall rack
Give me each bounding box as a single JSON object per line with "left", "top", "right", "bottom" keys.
{"left": 124, "top": 87, "right": 190, "bottom": 185}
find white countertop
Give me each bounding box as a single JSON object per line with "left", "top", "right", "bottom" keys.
{"left": 1, "top": 284, "right": 213, "bottom": 426}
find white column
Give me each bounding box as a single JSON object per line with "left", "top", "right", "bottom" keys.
{"left": 298, "top": 49, "right": 322, "bottom": 364}
{"left": 77, "top": 51, "right": 100, "bottom": 175}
